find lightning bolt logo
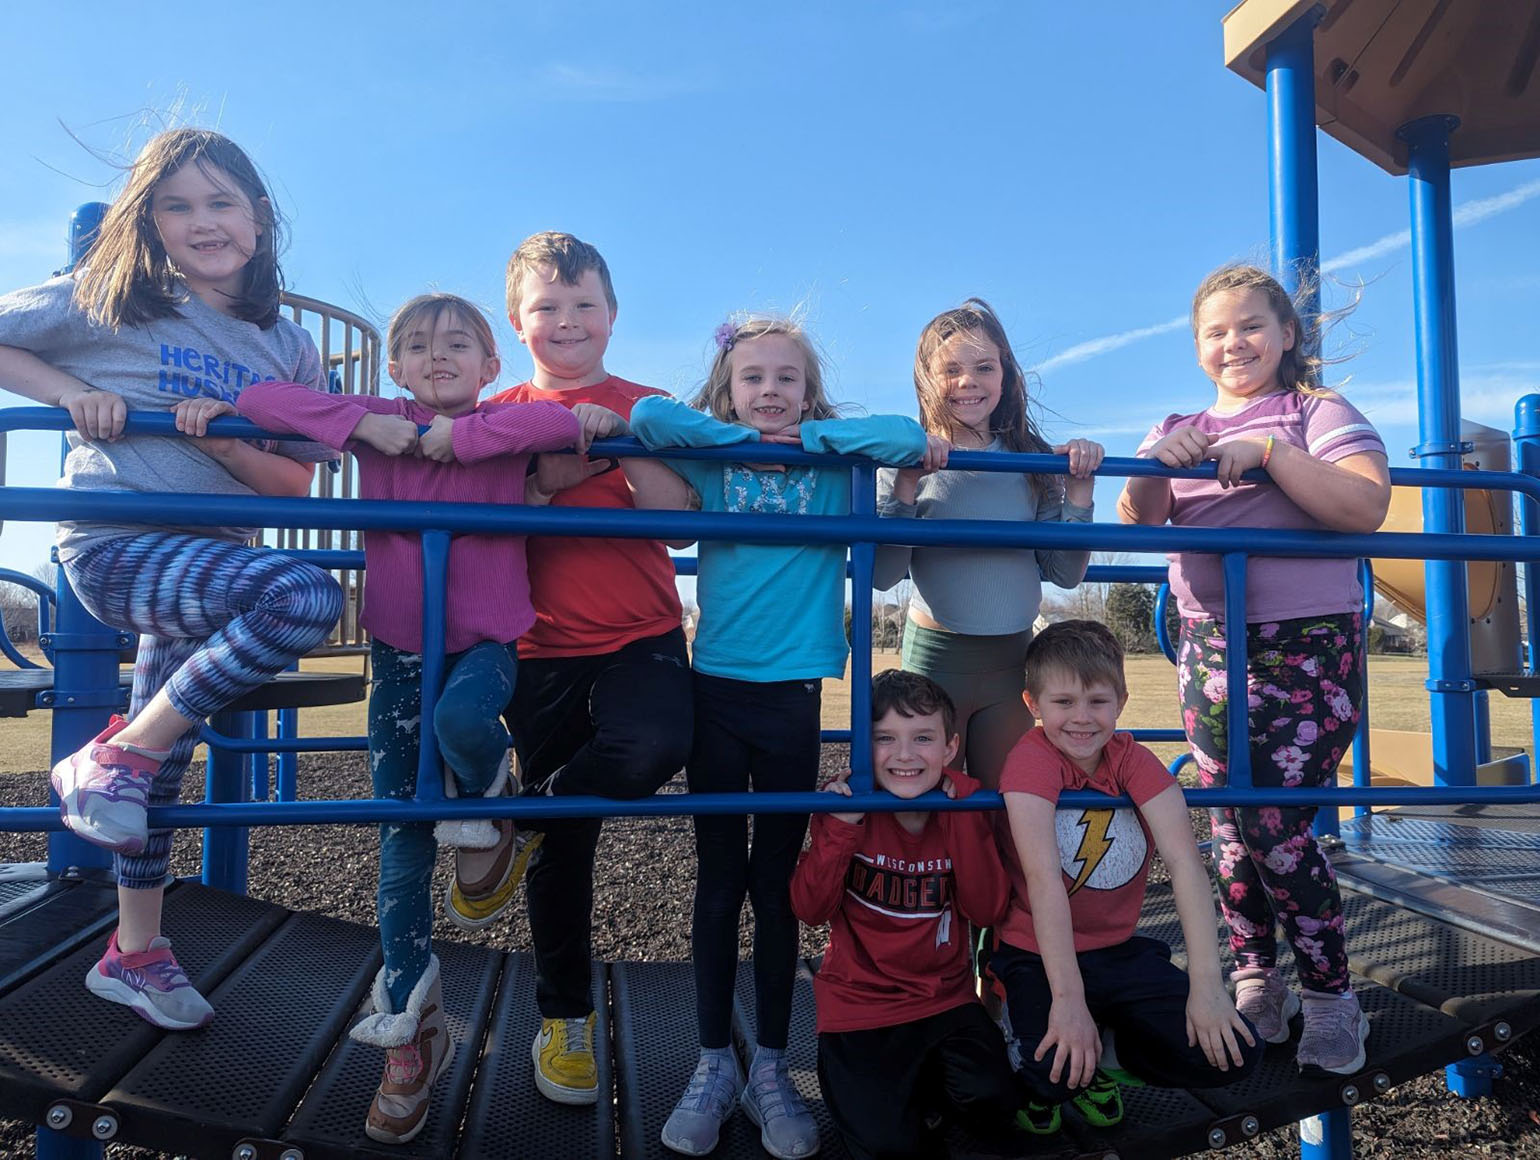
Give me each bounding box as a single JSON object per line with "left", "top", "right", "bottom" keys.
{"left": 1068, "top": 809, "right": 1116, "bottom": 895}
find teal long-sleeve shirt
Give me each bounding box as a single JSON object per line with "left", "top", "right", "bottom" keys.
{"left": 629, "top": 397, "right": 926, "bottom": 682}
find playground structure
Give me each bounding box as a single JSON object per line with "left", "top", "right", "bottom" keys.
{"left": 1, "top": 1, "right": 1539, "bottom": 1157}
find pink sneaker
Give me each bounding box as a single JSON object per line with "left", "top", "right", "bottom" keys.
{"left": 50, "top": 716, "right": 158, "bottom": 854}
{"left": 86, "top": 931, "right": 214, "bottom": 1030}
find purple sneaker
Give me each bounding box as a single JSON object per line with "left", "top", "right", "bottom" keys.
{"left": 1233, "top": 967, "right": 1300, "bottom": 1045}
{"left": 50, "top": 716, "right": 158, "bottom": 854}
{"left": 85, "top": 931, "right": 214, "bottom": 1030}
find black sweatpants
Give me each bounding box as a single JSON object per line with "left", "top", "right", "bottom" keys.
{"left": 507, "top": 627, "right": 693, "bottom": 1018}
{"left": 990, "top": 935, "right": 1262, "bottom": 1103}
{"left": 817, "top": 1003, "right": 1020, "bottom": 1160}
{"left": 688, "top": 671, "right": 821, "bottom": 1050}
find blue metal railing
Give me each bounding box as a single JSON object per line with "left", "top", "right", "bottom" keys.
{"left": 3, "top": 407, "right": 1539, "bottom": 851}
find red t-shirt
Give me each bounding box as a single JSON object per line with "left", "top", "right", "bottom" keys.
{"left": 791, "top": 770, "right": 1010, "bottom": 1033}
{"left": 995, "top": 728, "right": 1175, "bottom": 954}
{"left": 487, "top": 376, "right": 683, "bottom": 658}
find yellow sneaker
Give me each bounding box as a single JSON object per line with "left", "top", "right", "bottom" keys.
{"left": 532, "top": 1013, "right": 598, "bottom": 1105}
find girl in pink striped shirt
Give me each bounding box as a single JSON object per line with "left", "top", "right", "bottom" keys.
{"left": 238, "top": 293, "right": 622, "bottom": 1143}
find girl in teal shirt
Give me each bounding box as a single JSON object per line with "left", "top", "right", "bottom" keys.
{"left": 622, "top": 315, "right": 943, "bottom": 1159}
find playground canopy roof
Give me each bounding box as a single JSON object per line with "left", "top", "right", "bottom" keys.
{"left": 1223, "top": 0, "right": 1540, "bottom": 175}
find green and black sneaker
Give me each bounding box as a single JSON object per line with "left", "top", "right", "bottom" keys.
{"left": 1015, "top": 1099, "right": 1062, "bottom": 1136}
{"left": 1070, "top": 1069, "right": 1125, "bottom": 1129}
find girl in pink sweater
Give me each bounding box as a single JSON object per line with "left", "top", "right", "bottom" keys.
{"left": 238, "top": 293, "right": 620, "bottom": 1143}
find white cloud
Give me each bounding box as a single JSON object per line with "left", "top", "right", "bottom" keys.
{"left": 532, "top": 63, "right": 709, "bottom": 103}
{"left": 1029, "top": 316, "right": 1186, "bottom": 374}
{"left": 1033, "top": 178, "right": 1540, "bottom": 372}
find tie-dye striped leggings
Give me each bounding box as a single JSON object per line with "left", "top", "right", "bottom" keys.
{"left": 64, "top": 533, "right": 343, "bottom": 889}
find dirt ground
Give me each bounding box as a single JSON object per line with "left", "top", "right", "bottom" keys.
{"left": 0, "top": 752, "right": 1537, "bottom": 1159}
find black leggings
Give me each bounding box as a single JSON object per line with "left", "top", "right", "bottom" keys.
{"left": 688, "top": 672, "right": 822, "bottom": 1049}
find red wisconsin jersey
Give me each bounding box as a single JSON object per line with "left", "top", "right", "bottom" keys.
{"left": 792, "top": 770, "right": 1009, "bottom": 1033}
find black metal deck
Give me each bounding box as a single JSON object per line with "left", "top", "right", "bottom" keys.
{"left": 1, "top": 849, "right": 1536, "bottom": 1160}
{"left": 0, "top": 669, "right": 365, "bottom": 719}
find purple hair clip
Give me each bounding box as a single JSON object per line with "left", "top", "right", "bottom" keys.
{"left": 713, "top": 321, "right": 737, "bottom": 352}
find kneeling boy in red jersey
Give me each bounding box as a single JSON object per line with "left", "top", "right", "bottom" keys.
{"left": 792, "top": 671, "right": 1018, "bottom": 1160}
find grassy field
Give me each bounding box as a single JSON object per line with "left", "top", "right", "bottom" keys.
{"left": 0, "top": 651, "right": 1531, "bottom": 777}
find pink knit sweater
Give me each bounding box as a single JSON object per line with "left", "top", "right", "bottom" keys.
{"left": 238, "top": 383, "right": 580, "bottom": 653}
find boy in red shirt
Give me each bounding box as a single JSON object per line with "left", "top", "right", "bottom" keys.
{"left": 476, "top": 232, "right": 695, "bottom": 1107}
{"left": 992, "top": 620, "right": 1260, "bottom": 1135}
{"left": 792, "top": 671, "right": 1018, "bottom": 1160}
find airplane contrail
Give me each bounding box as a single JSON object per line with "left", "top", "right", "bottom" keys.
{"left": 1029, "top": 179, "right": 1540, "bottom": 376}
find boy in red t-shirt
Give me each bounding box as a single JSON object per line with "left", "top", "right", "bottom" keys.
{"left": 792, "top": 671, "right": 1018, "bottom": 1160}
{"left": 992, "top": 620, "right": 1260, "bottom": 1135}
{"left": 474, "top": 232, "right": 696, "bottom": 1108}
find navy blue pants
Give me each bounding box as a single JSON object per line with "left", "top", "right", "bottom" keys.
{"left": 991, "top": 936, "right": 1262, "bottom": 1103}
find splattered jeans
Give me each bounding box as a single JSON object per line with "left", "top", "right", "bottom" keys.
{"left": 1178, "top": 613, "right": 1363, "bottom": 993}
{"left": 369, "top": 638, "right": 517, "bottom": 1009}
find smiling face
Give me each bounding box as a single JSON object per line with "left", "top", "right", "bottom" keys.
{"left": 872, "top": 707, "right": 958, "bottom": 799}
{"left": 512, "top": 265, "right": 615, "bottom": 389}
{"left": 1194, "top": 287, "right": 1296, "bottom": 411}
{"left": 930, "top": 328, "right": 1004, "bottom": 444}
{"left": 1025, "top": 668, "right": 1126, "bottom": 776}
{"left": 728, "top": 334, "right": 812, "bottom": 436}
{"left": 150, "top": 162, "right": 264, "bottom": 314}
{"left": 388, "top": 310, "right": 499, "bottom": 416}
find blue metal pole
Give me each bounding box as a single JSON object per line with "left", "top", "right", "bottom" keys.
{"left": 415, "top": 532, "right": 451, "bottom": 800}
{"left": 1351, "top": 560, "right": 1375, "bottom": 820}
{"left": 62, "top": 203, "right": 109, "bottom": 275}
{"left": 44, "top": 557, "right": 119, "bottom": 877}
{"left": 1266, "top": 8, "right": 1322, "bottom": 311}
{"left": 277, "top": 707, "right": 300, "bottom": 801}
{"left": 1401, "top": 113, "right": 1476, "bottom": 788}
{"left": 849, "top": 465, "right": 877, "bottom": 792}
{"left": 1446, "top": 1054, "right": 1502, "bottom": 1099}
{"left": 1515, "top": 395, "right": 1540, "bottom": 772}
{"left": 201, "top": 711, "right": 252, "bottom": 894}
{"left": 1222, "top": 553, "right": 1253, "bottom": 789}
{"left": 1300, "top": 1109, "right": 1353, "bottom": 1160}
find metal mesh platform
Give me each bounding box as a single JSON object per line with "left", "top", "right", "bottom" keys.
{"left": 1, "top": 868, "right": 1536, "bottom": 1159}
{"left": 1339, "top": 806, "right": 1540, "bottom": 906}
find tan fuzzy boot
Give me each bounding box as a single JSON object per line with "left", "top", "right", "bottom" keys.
{"left": 350, "top": 956, "right": 455, "bottom": 1144}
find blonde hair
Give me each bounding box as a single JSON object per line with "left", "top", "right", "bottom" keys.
{"left": 386, "top": 294, "right": 498, "bottom": 365}
{"left": 73, "top": 129, "right": 283, "bottom": 330}
{"left": 691, "top": 315, "right": 838, "bottom": 424}
{"left": 504, "top": 231, "right": 616, "bottom": 318}
{"left": 1191, "top": 263, "right": 1340, "bottom": 396}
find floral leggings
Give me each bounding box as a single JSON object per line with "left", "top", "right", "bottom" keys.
{"left": 1178, "top": 612, "right": 1363, "bottom": 993}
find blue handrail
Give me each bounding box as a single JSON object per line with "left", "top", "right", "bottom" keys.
{"left": 1, "top": 404, "right": 1536, "bottom": 841}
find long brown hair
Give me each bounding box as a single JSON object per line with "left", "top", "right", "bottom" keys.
{"left": 72, "top": 129, "right": 284, "bottom": 330}
{"left": 913, "top": 298, "right": 1053, "bottom": 454}
{"left": 1190, "top": 263, "right": 1336, "bottom": 396}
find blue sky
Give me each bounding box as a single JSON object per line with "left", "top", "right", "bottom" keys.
{"left": 3, "top": 2, "right": 1538, "bottom": 574}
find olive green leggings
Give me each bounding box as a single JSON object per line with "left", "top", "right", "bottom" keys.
{"left": 899, "top": 621, "right": 1035, "bottom": 789}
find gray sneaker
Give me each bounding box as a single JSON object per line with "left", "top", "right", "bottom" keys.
{"left": 741, "top": 1055, "right": 820, "bottom": 1159}
{"left": 85, "top": 932, "right": 214, "bottom": 1030}
{"left": 662, "top": 1052, "right": 742, "bottom": 1156}
{"left": 1297, "top": 989, "right": 1369, "bottom": 1075}
{"left": 1233, "top": 967, "right": 1300, "bottom": 1044}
